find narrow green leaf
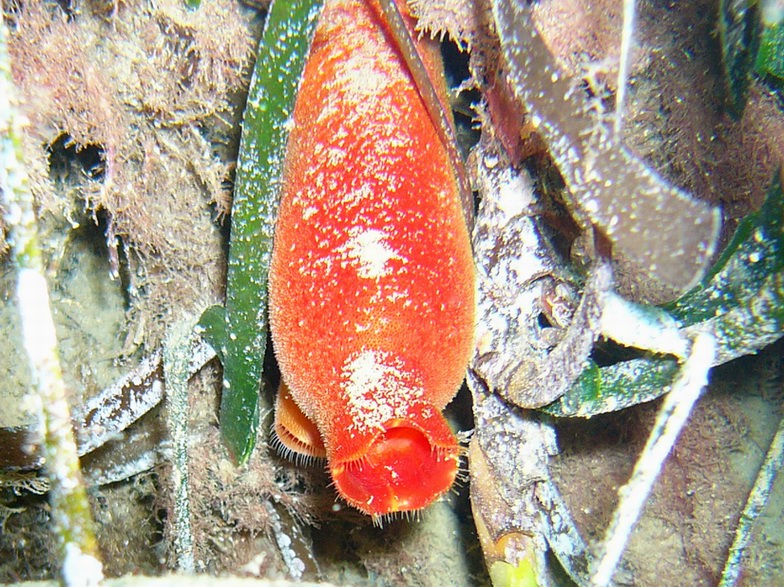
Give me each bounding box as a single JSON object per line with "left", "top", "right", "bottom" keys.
{"left": 207, "top": 0, "right": 323, "bottom": 464}
{"left": 719, "top": 0, "right": 761, "bottom": 117}
{"left": 542, "top": 358, "right": 680, "bottom": 418}
{"left": 197, "top": 305, "right": 227, "bottom": 363}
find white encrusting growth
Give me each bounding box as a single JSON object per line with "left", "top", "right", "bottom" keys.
{"left": 62, "top": 544, "right": 103, "bottom": 587}
{"left": 336, "top": 49, "right": 394, "bottom": 106}
{"left": 336, "top": 183, "right": 374, "bottom": 208}
{"left": 337, "top": 227, "right": 406, "bottom": 279}
{"left": 341, "top": 350, "right": 426, "bottom": 433}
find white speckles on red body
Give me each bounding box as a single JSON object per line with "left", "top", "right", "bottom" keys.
{"left": 341, "top": 349, "right": 426, "bottom": 433}
{"left": 337, "top": 227, "right": 407, "bottom": 280}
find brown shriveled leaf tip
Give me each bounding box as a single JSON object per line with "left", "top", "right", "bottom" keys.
{"left": 492, "top": 0, "right": 722, "bottom": 296}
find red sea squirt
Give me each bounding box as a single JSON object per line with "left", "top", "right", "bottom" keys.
{"left": 268, "top": 0, "right": 475, "bottom": 516}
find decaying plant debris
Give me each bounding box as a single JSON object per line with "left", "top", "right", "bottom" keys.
{"left": 2, "top": 0, "right": 784, "bottom": 585}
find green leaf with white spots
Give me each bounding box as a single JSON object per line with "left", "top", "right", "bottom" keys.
{"left": 756, "top": 18, "right": 784, "bottom": 85}
{"left": 543, "top": 358, "right": 680, "bottom": 418}
{"left": 203, "top": 0, "right": 323, "bottom": 464}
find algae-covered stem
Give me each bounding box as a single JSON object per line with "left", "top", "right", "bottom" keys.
{"left": 199, "top": 0, "right": 325, "bottom": 464}
{"left": 591, "top": 332, "right": 716, "bottom": 586}
{"left": 0, "top": 22, "right": 103, "bottom": 587}
{"left": 164, "top": 319, "right": 200, "bottom": 572}
{"left": 720, "top": 413, "right": 784, "bottom": 587}
{"left": 614, "top": 0, "right": 636, "bottom": 138}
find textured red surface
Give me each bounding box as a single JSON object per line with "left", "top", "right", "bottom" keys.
{"left": 268, "top": 0, "right": 474, "bottom": 515}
